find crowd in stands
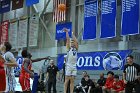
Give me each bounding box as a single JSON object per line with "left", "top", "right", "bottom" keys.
{"left": 74, "top": 70, "right": 140, "bottom": 93}
{"left": 74, "top": 55, "right": 140, "bottom": 93}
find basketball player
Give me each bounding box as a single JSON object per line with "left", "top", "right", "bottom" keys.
{"left": 19, "top": 50, "right": 50, "bottom": 93}
{"left": 0, "top": 42, "right": 18, "bottom": 93}
{"left": 63, "top": 28, "right": 78, "bottom": 93}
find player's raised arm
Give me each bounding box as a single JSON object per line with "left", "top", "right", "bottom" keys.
{"left": 72, "top": 32, "right": 78, "bottom": 50}
{"left": 63, "top": 28, "right": 70, "bottom": 50}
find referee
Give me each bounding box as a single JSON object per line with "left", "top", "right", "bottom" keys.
{"left": 123, "top": 55, "right": 140, "bottom": 93}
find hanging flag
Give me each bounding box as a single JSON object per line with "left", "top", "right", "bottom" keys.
{"left": 29, "top": 14, "right": 39, "bottom": 46}
{"left": 9, "top": 20, "right": 18, "bottom": 49}
{"left": 26, "top": 0, "right": 39, "bottom": 6}
{"left": 56, "top": 22, "right": 72, "bottom": 40}
{"left": 83, "top": 0, "right": 98, "bottom": 40}
{"left": 100, "top": 0, "right": 116, "bottom": 38}
{"left": 121, "top": 0, "right": 139, "bottom": 35}
{"left": 18, "top": 17, "right": 28, "bottom": 48}
{"left": 1, "top": 20, "right": 9, "bottom": 44}
{"left": 0, "top": 0, "right": 11, "bottom": 14}
{"left": 53, "top": 0, "right": 66, "bottom": 22}
{"left": 12, "top": 0, "right": 24, "bottom": 10}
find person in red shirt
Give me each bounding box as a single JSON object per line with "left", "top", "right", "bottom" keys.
{"left": 0, "top": 60, "right": 6, "bottom": 93}
{"left": 102, "top": 71, "right": 114, "bottom": 93}
{"left": 19, "top": 50, "right": 49, "bottom": 93}
{"left": 111, "top": 75, "right": 125, "bottom": 93}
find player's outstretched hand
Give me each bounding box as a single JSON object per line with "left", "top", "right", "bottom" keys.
{"left": 46, "top": 56, "right": 51, "bottom": 60}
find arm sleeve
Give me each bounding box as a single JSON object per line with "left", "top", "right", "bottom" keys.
{"left": 97, "top": 79, "right": 100, "bottom": 84}
{"left": 116, "top": 85, "right": 124, "bottom": 92}
{"left": 89, "top": 80, "right": 95, "bottom": 88}
{"left": 103, "top": 78, "right": 106, "bottom": 86}
{"left": 105, "top": 79, "right": 113, "bottom": 89}
{"left": 81, "top": 78, "right": 85, "bottom": 86}
{"left": 116, "top": 81, "right": 125, "bottom": 92}
{"left": 105, "top": 79, "right": 108, "bottom": 87}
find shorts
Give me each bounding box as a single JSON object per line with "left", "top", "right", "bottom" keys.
{"left": 65, "top": 66, "right": 77, "bottom": 76}
{"left": 0, "top": 68, "right": 6, "bottom": 91}
{"left": 19, "top": 75, "right": 30, "bottom": 91}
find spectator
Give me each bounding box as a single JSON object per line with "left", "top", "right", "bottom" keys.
{"left": 81, "top": 71, "right": 88, "bottom": 86}
{"left": 75, "top": 71, "right": 88, "bottom": 93}
{"left": 102, "top": 71, "right": 114, "bottom": 93}
{"left": 46, "top": 60, "right": 60, "bottom": 93}
{"left": 84, "top": 75, "right": 96, "bottom": 93}
{"left": 96, "top": 73, "right": 106, "bottom": 93}
{"left": 75, "top": 74, "right": 95, "bottom": 93}
{"left": 111, "top": 75, "right": 125, "bottom": 93}
{"left": 97, "top": 73, "right": 106, "bottom": 86}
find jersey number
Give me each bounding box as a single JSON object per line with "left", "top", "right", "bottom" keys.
{"left": 72, "top": 49, "right": 76, "bottom": 56}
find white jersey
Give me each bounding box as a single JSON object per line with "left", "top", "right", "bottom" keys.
{"left": 3, "top": 52, "right": 15, "bottom": 76}
{"left": 3, "top": 51, "right": 16, "bottom": 92}
{"left": 66, "top": 47, "right": 77, "bottom": 68}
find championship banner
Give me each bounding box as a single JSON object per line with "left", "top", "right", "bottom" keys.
{"left": 83, "top": 0, "right": 97, "bottom": 40}
{"left": 26, "top": 0, "right": 39, "bottom": 6}
{"left": 9, "top": 20, "right": 18, "bottom": 49}
{"left": 1, "top": 20, "right": 9, "bottom": 44}
{"left": 100, "top": 0, "right": 116, "bottom": 38}
{"left": 57, "top": 50, "right": 132, "bottom": 70}
{"left": 29, "top": 14, "right": 39, "bottom": 46}
{"left": 0, "top": 0, "right": 11, "bottom": 14}
{"left": 12, "top": 0, "right": 24, "bottom": 10}
{"left": 18, "top": 17, "right": 28, "bottom": 48}
{"left": 121, "top": 0, "right": 139, "bottom": 35}
{"left": 56, "top": 22, "right": 72, "bottom": 40}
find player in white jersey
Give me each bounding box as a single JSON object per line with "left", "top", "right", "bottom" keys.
{"left": 0, "top": 42, "right": 18, "bottom": 93}
{"left": 63, "top": 28, "right": 78, "bottom": 93}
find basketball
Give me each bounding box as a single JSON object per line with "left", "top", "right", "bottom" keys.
{"left": 58, "top": 4, "right": 66, "bottom": 12}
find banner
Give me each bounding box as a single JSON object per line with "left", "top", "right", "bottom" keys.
{"left": 0, "top": 0, "right": 11, "bottom": 14}
{"left": 57, "top": 50, "right": 132, "bottom": 70}
{"left": 12, "top": 0, "right": 24, "bottom": 10}
{"left": 121, "top": 0, "right": 139, "bottom": 35}
{"left": 29, "top": 14, "right": 39, "bottom": 46}
{"left": 100, "top": 0, "right": 116, "bottom": 38}
{"left": 26, "top": 0, "right": 39, "bottom": 6}
{"left": 18, "top": 18, "right": 28, "bottom": 48}
{"left": 1, "top": 20, "right": 9, "bottom": 44}
{"left": 83, "top": 0, "right": 97, "bottom": 40}
{"left": 56, "top": 22, "right": 72, "bottom": 40}
{"left": 9, "top": 21, "right": 18, "bottom": 49}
